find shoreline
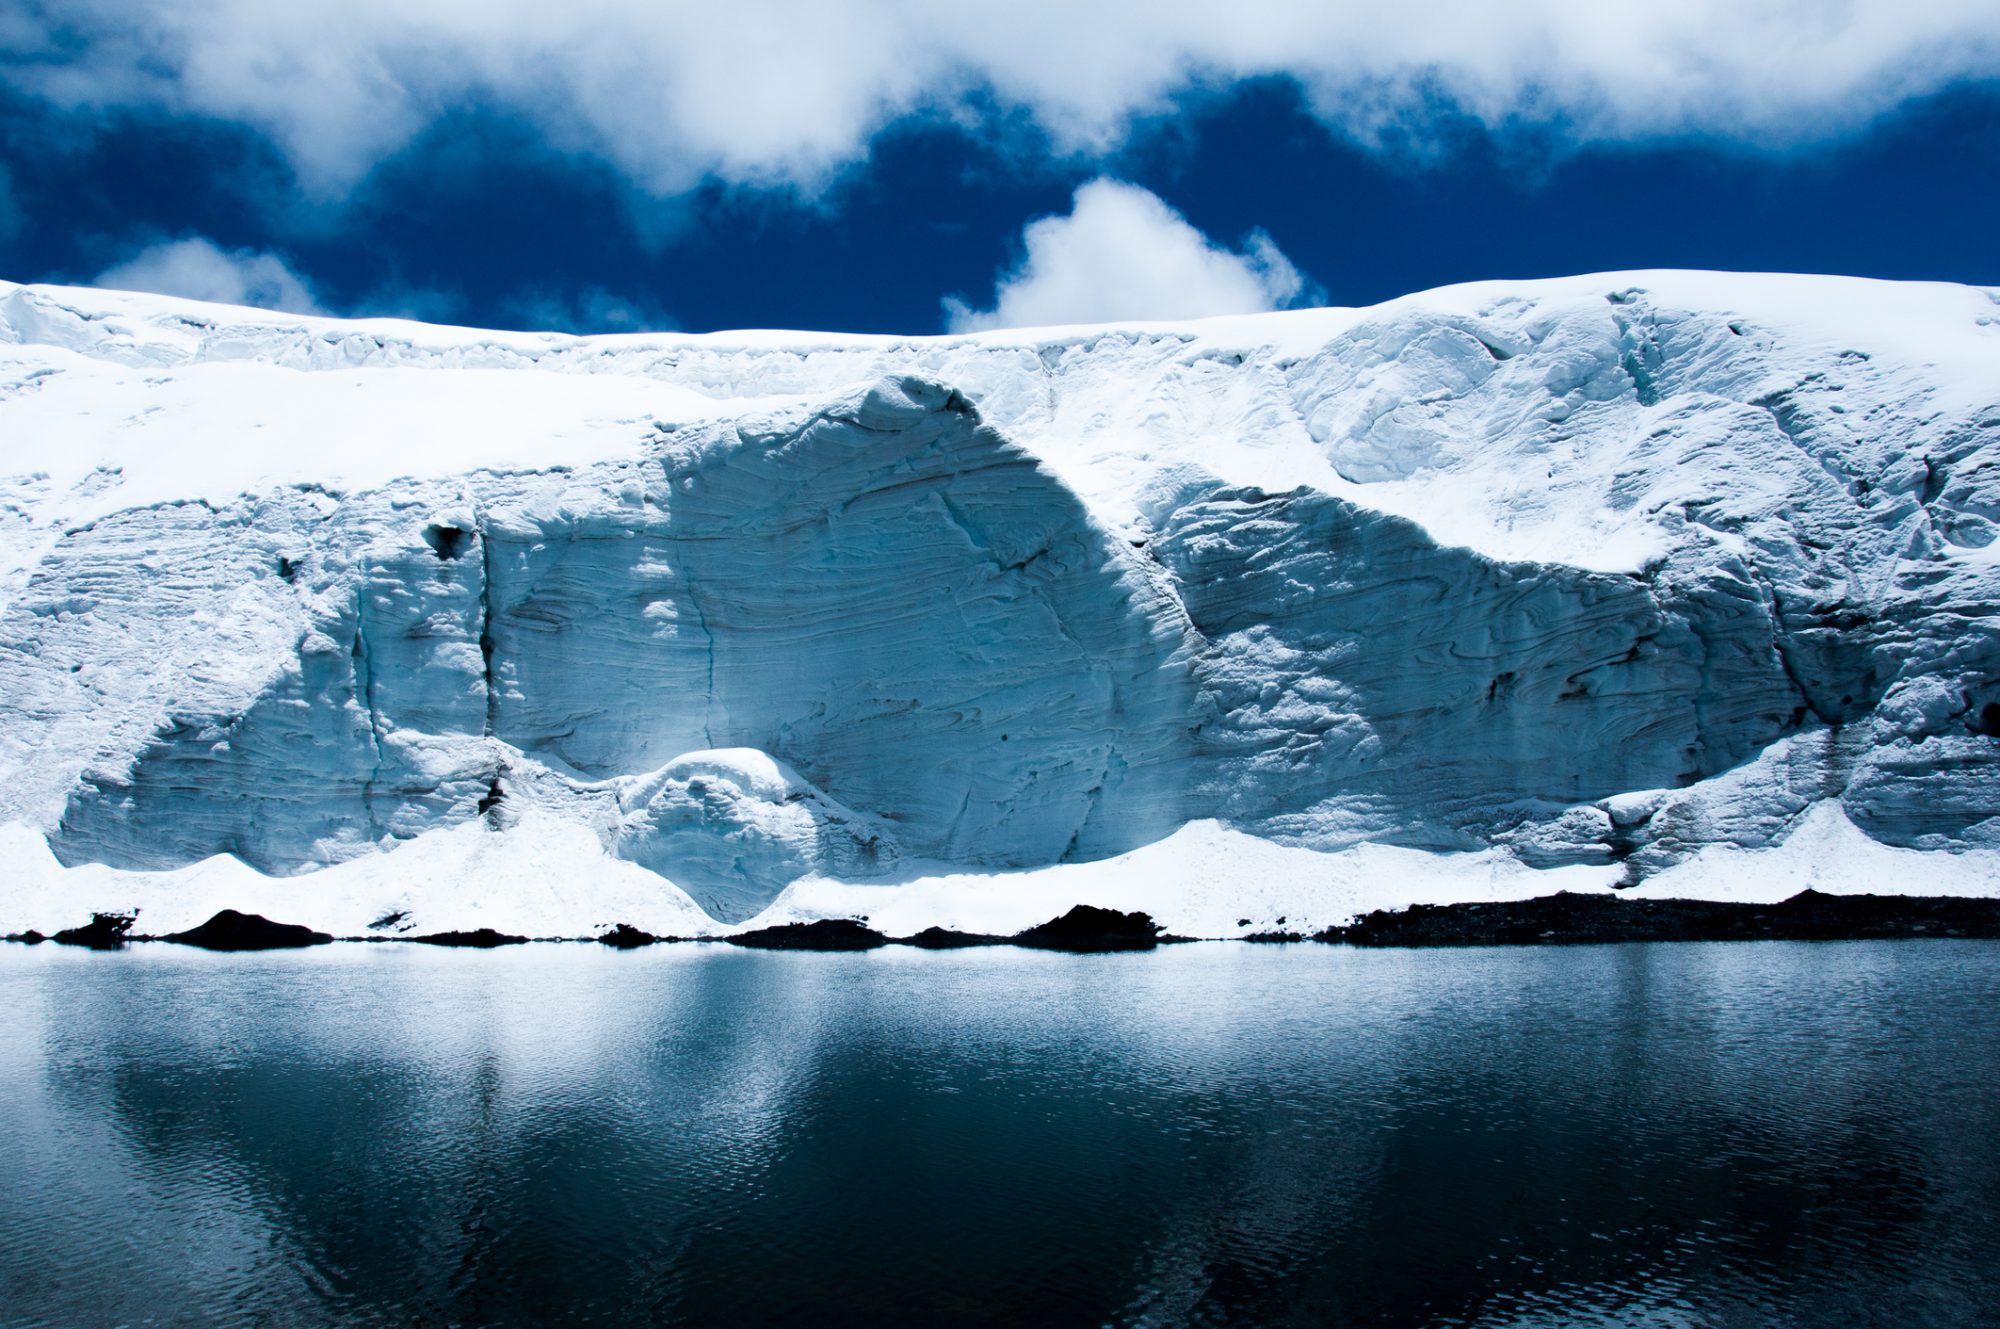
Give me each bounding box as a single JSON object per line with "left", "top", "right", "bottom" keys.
{"left": 11, "top": 891, "right": 2000, "bottom": 954}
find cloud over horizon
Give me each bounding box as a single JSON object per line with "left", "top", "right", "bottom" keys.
{"left": 946, "top": 180, "right": 1314, "bottom": 331}
{"left": 502, "top": 285, "right": 679, "bottom": 336}
{"left": 84, "top": 237, "right": 672, "bottom": 331}
{"left": 8, "top": 2, "right": 2000, "bottom": 203}
{"left": 91, "top": 237, "right": 327, "bottom": 315}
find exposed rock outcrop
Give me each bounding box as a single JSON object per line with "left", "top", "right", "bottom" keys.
{"left": 165, "top": 909, "right": 332, "bottom": 950}
{"left": 597, "top": 923, "right": 668, "bottom": 948}
{"left": 52, "top": 912, "right": 135, "bottom": 949}
{"left": 1319, "top": 890, "right": 2000, "bottom": 946}
{"left": 406, "top": 928, "right": 528, "bottom": 948}
{"left": 1012, "top": 905, "right": 1161, "bottom": 951}
{"left": 725, "top": 919, "right": 888, "bottom": 950}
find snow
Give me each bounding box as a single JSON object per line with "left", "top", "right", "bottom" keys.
{"left": 1631, "top": 802, "right": 2000, "bottom": 904}
{"left": 4, "top": 269, "right": 2000, "bottom": 938}
{"left": 777, "top": 820, "right": 1619, "bottom": 940}
{"left": 5, "top": 799, "right": 1991, "bottom": 943}
{"left": 12, "top": 270, "right": 1994, "bottom": 573}
{"left": 0, "top": 813, "right": 1618, "bottom": 941}
{"left": 0, "top": 811, "right": 716, "bottom": 941}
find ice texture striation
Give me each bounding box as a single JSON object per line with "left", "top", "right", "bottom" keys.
{"left": 2, "top": 271, "right": 1999, "bottom": 927}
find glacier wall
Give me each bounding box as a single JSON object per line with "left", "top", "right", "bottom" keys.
{"left": 21, "top": 377, "right": 1195, "bottom": 920}
{"left": 3, "top": 271, "right": 1998, "bottom": 924}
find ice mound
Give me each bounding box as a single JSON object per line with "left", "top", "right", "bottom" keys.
{"left": 614, "top": 749, "right": 896, "bottom": 923}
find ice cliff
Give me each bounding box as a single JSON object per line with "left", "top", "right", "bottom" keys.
{"left": 2, "top": 270, "right": 1998, "bottom": 936}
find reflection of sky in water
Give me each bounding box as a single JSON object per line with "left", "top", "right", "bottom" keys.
{"left": 2, "top": 942, "right": 1997, "bottom": 1327}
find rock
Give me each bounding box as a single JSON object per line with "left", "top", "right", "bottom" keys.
{"left": 597, "top": 923, "right": 667, "bottom": 948}
{"left": 5, "top": 930, "right": 46, "bottom": 944}
{"left": 52, "top": 912, "right": 136, "bottom": 949}
{"left": 164, "top": 909, "right": 333, "bottom": 950}
{"left": 896, "top": 926, "right": 1006, "bottom": 948}
{"left": 406, "top": 928, "right": 528, "bottom": 948}
{"left": 724, "top": 919, "right": 887, "bottom": 950}
{"left": 1318, "top": 889, "right": 2000, "bottom": 946}
{"left": 1012, "top": 905, "right": 1160, "bottom": 952}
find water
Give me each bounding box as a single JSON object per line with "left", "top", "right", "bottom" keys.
{"left": 1, "top": 941, "right": 1996, "bottom": 1328}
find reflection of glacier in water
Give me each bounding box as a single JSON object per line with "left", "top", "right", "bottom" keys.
{"left": 2, "top": 941, "right": 1998, "bottom": 1327}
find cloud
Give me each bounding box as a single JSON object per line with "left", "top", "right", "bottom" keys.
{"left": 82, "top": 239, "right": 671, "bottom": 331}
{"left": 945, "top": 180, "right": 1315, "bottom": 331}
{"left": 6, "top": 3, "right": 1999, "bottom": 200}
{"left": 91, "top": 237, "right": 327, "bottom": 314}
{"left": 500, "top": 285, "right": 677, "bottom": 335}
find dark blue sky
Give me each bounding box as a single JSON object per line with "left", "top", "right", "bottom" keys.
{"left": 7, "top": 74, "right": 1999, "bottom": 334}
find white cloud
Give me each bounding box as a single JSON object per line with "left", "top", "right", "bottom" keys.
{"left": 81, "top": 239, "right": 676, "bottom": 331}
{"left": 6, "top": 3, "right": 1998, "bottom": 199}
{"left": 92, "top": 237, "right": 327, "bottom": 314}
{"left": 946, "top": 180, "right": 1314, "bottom": 331}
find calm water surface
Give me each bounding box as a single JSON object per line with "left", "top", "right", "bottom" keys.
{"left": 1, "top": 941, "right": 1996, "bottom": 1328}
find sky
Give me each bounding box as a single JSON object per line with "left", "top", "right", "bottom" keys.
{"left": 5, "top": 2, "right": 2000, "bottom": 335}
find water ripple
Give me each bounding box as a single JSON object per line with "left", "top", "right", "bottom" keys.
{"left": 0, "top": 941, "right": 1995, "bottom": 1327}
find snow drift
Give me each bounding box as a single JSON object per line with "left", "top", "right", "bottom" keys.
{"left": 2, "top": 270, "right": 1998, "bottom": 938}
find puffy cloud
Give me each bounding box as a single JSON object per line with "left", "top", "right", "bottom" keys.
{"left": 92, "top": 237, "right": 326, "bottom": 314}
{"left": 6, "top": 3, "right": 1998, "bottom": 199}
{"left": 946, "top": 180, "right": 1314, "bottom": 331}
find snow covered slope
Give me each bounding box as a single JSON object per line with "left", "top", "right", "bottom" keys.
{"left": 3, "top": 271, "right": 1998, "bottom": 937}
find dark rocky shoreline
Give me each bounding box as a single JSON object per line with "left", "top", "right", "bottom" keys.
{"left": 9, "top": 891, "right": 2000, "bottom": 954}
{"left": 1317, "top": 889, "right": 2000, "bottom": 946}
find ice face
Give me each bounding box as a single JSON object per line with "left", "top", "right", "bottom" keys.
{"left": 3, "top": 272, "right": 1999, "bottom": 925}
{"left": 30, "top": 376, "right": 1196, "bottom": 898}
{"left": 1147, "top": 480, "right": 1803, "bottom": 851}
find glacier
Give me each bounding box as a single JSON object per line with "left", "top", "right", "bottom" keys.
{"left": 2, "top": 270, "right": 1998, "bottom": 939}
